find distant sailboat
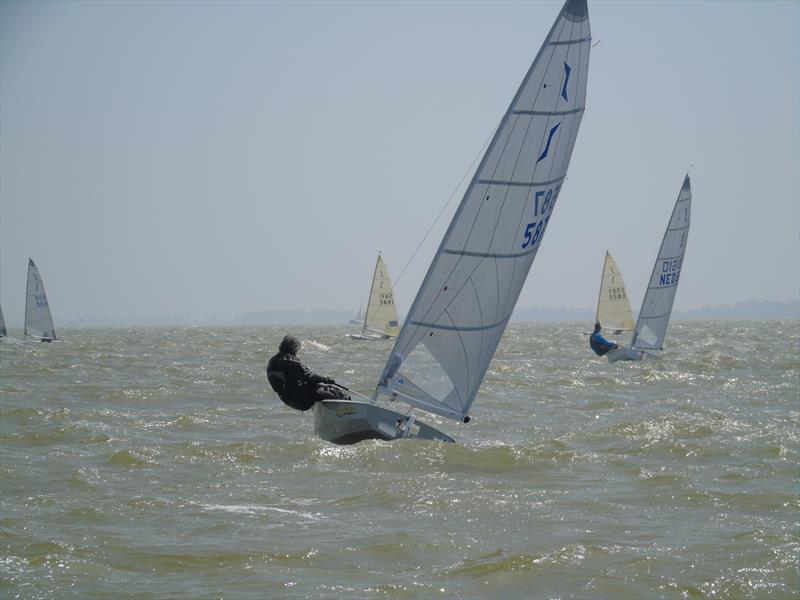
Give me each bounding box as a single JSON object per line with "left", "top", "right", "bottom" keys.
{"left": 607, "top": 175, "right": 691, "bottom": 362}
{"left": 24, "top": 258, "right": 57, "bottom": 342}
{"left": 0, "top": 304, "right": 6, "bottom": 337}
{"left": 316, "top": 0, "right": 591, "bottom": 443}
{"left": 594, "top": 251, "right": 635, "bottom": 334}
{"left": 349, "top": 255, "right": 400, "bottom": 341}
{"left": 348, "top": 298, "right": 365, "bottom": 325}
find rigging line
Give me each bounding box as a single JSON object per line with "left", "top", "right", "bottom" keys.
{"left": 392, "top": 123, "right": 497, "bottom": 290}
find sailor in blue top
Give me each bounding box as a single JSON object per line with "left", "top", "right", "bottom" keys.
{"left": 589, "top": 322, "right": 618, "bottom": 356}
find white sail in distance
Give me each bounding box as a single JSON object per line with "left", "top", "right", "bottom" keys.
{"left": 376, "top": 0, "right": 590, "bottom": 422}
{"left": 631, "top": 176, "right": 691, "bottom": 351}
{"left": 595, "top": 251, "right": 635, "bottom": 332}
{"left": 363, "top": 255, "right": 400, "bottom": 338}
{"left": 24, "top": 258, "right": 56, "bottom": 340}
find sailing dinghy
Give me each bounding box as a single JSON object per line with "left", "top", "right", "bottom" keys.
{"left": 317, "top": 0, "right": 591, "bottom": 443}
{"left": 350, "top": 255, "right": 400, "bottom": 341}
{"left": 24, "top": 258, "right": 57, "bottom": 342}
{"left": 348, "top": 298, "right": 365, "bottom": 325}
{"left": 607, "top": 175, "right": 691, "bottom": 363}
{"left": 594, "top": 251, "right": 635, "bottom": 334}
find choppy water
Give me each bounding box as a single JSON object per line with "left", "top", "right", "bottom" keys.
{"left": 1, "top": 321, "right": 798, "bottom": 599}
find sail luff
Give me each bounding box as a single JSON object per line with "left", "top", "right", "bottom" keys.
{"left": 376, "top": 0, "right": 590, "bottom": 421}
{"left": 24, "top": 261, "right": 30, "bottom": 336}
{"left": 594, "top": 251, "right": 609, "bottom": 324}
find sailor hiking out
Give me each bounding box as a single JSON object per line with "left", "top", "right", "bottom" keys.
{"left": 589, "top": 322, "right": 619, "bottom": 356}
{"left": 267, "top": 335, "right": 349, "bottom": 412}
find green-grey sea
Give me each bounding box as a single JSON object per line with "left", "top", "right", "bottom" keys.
{"left": 1, "top": 321, "right": 798, "bottom": 599}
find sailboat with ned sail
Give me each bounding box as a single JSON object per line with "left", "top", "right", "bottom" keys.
{"left": 316, "top": 0, "right": 591, "bottom": 443}
{"left": 24, "top": 258, "right": 57, "bottom": 342}
{"left": 350, "top": 255, "right": 401, "bottom": 341}
{"left": 606, "top": 175, "right": 691, "bottom": 363}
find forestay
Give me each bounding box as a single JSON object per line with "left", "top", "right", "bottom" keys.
{"left": 25, "top": 258, "right": 56, "bottom": 340}
{"left": 376, "top": 0, "right": 590, "bottom": 422}
{"left": 631, "top": 176, "right": 691, "bottom": 351}
{"left": 596, "top": 251, "right": 635, "bottom": 331}
{"left": 364, "top": 255, "right": 400, "bottom": 338}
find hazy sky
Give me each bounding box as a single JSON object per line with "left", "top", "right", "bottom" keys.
{"left": 1, "top": 0, "right": 798, "bottom": 324}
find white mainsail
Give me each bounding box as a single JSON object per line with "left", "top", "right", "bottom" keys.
{"left": 375, "top": 0, "right": 590, "bottom": 422}
{"left": 630, "top": 175, "right": 691, "bottom": 351}
{"left": 595, "top": 251, "right": 635, "bottom": 332}
{"left": 362, "top": 255, "right": 400, "bottom": 338}
{"left": 0, "top": 304, "right": 6, "bottom": 337}
{"left": 24, "top": 258, "right": 56, "bottom": 341}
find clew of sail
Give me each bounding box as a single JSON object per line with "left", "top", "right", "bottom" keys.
{"left": 363, "top": 255, "right": 400, "bottom": 338}
{"left": 376, "top": 0, "right": 590, "bottom": 422}
{"left": 631, "top": 175, "right": 691, "bottom": 351}
{"left": 24, "top": 258, "right": 56, "bottom": 340}
{"left": 596, "top": 251, "right": 635, "bottom": 332}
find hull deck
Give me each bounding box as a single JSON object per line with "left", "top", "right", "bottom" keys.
{"left": 314, "top": 399, "right": 455, "bottom": 445}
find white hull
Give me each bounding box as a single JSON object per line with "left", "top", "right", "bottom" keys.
{"left": 314, "top": 400, "right": 455, "bottom": 445}
{"left": 349, "top": 333, "right": 390, "bottom": 341}
{"left": 606, "top": 346, "right": 645, "bottom": 363}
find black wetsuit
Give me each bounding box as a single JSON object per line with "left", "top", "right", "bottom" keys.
{"left": 266, "top": 352, "right": 348, "bottom": 411}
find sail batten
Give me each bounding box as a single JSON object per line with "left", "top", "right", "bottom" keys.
{"left": 376, "top": 0, "right": 590, "bottom": 421}
{"left": 547, "top": 36, "right": 592, "bottom": 46}
{"left": 514, "top": 108, "right": 585, "bottom": 116}
{"left": 477, "top": 175, "right": 566, "bottom": 188}
{"left": 442, "top": 248, "right": 536, "bottom": 259}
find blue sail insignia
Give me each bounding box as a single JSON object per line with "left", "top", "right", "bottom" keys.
{"left": 561, "top": 62, "right": 571, "bottom": 101}
{"left": 536, "top": 122, "right": 561, "bottom": 163}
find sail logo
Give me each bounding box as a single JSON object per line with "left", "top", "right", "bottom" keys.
{"left": 536, "top": 122, "right": 561, "bottom": 163}
{"left": 561, "top": 62, "right": 571, "bottom": 101}
{"left": 659, "top": 258, "right": 682, "bottom": 286}
{"left": 34, "top": 294, "right": 48, "bottom": 307}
